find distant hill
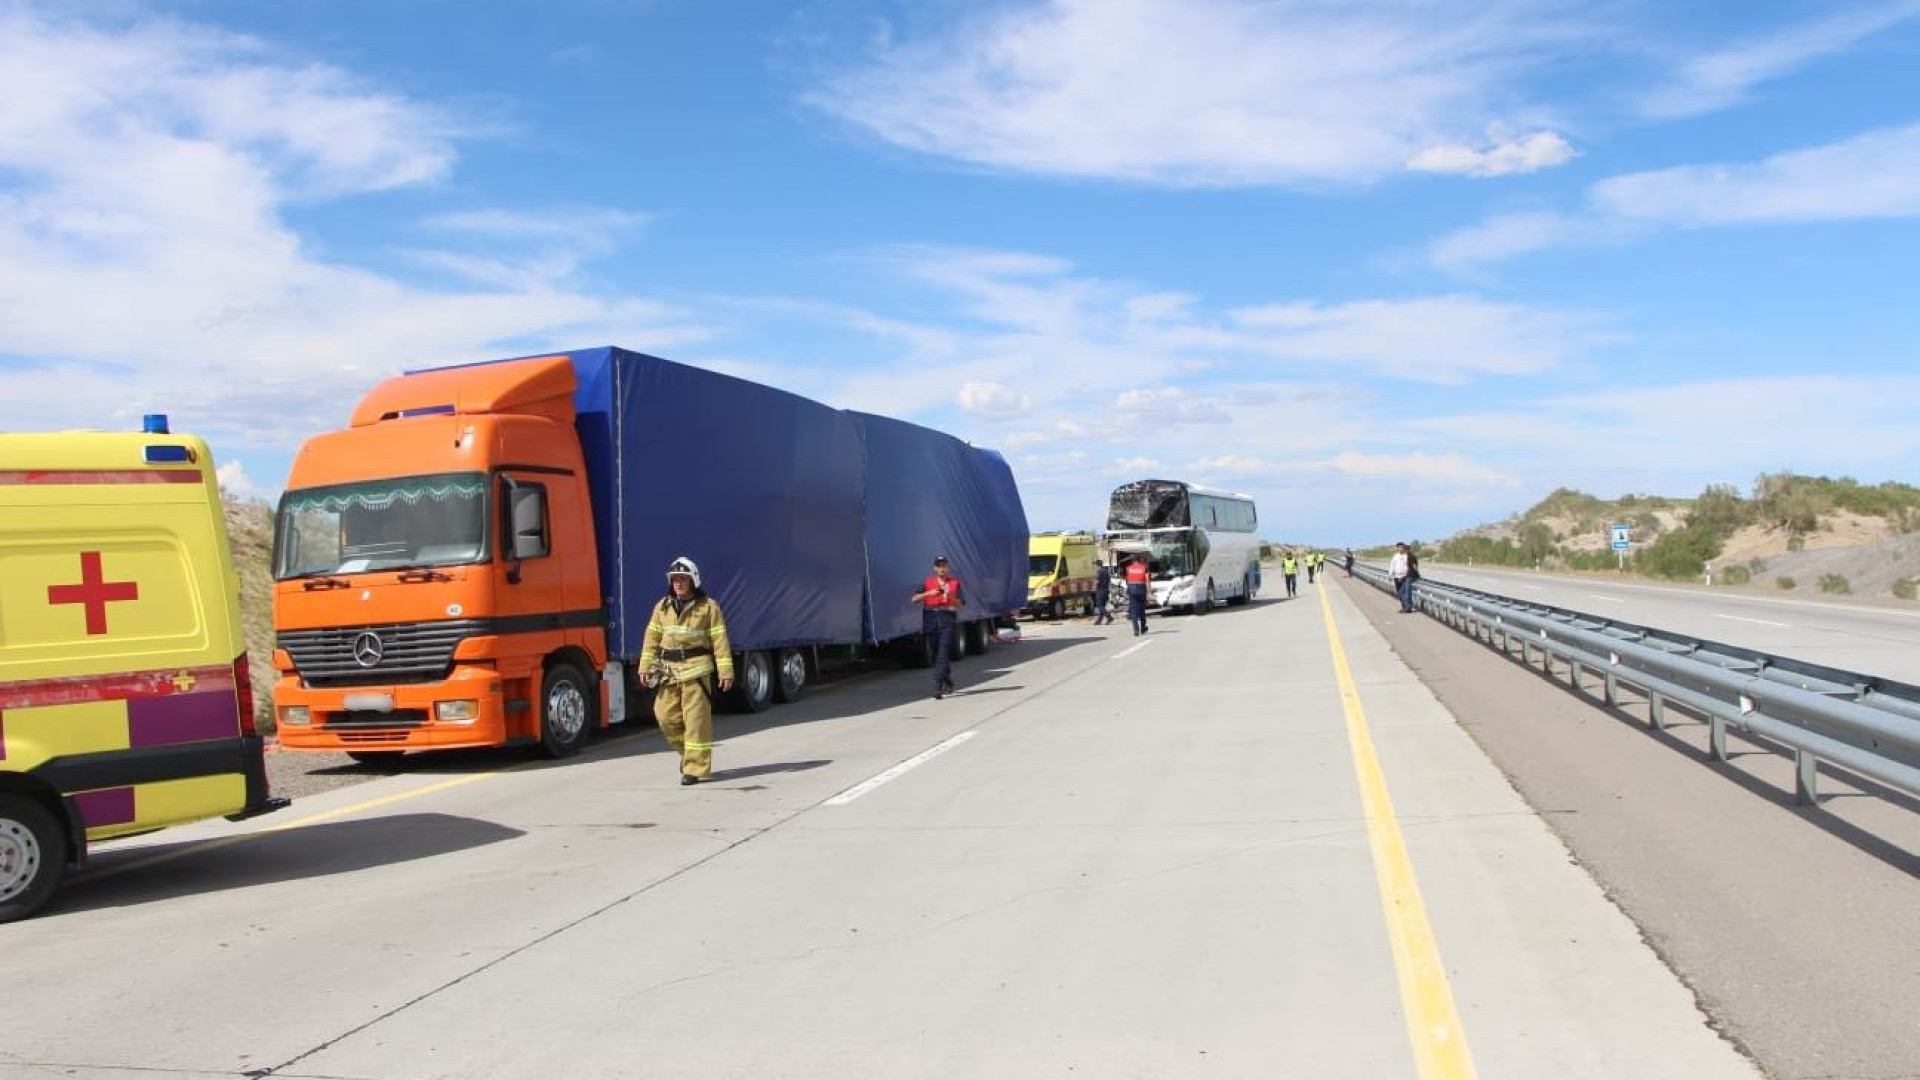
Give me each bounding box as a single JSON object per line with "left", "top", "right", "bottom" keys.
{"left": 1433, "top": 473, "right": 1920, "bottom": 601}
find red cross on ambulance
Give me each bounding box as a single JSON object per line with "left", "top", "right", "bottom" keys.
{"left": 46, "top": 550, "right": 140, "bottom": 636}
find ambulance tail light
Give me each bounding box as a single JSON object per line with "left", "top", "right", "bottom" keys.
{"left": 234, "top": 654, "right": 259, "bottom": 737}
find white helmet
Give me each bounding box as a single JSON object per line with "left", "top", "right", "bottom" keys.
{"left": 666, "top": 556, "right": 701, "bottom": 589}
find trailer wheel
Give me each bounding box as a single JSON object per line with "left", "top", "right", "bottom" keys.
{"left": 0, "top": 794, "right": 67, "bottom": 924}
{"left": 963, "top": 620, "right": 990, "bottom": 656}
{"left": 773, "top": 647, "right": 808, "bottom": 704}
{"left": 539, "top": 660, "right": 595, "bottom": 758}
{"left": 730, "top": 650, "right": 775, "bottom": 713}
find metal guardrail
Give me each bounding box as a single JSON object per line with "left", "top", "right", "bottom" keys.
{"left": 1350, "top": 563, "right": 1920, "bottom": 806}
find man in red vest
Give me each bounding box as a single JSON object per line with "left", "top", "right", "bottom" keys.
{"left": 911, "top": 554, "right": 964, "bottom": 698}
{"left": 1123, "top": 554, "right": 1152, "bottom": 636}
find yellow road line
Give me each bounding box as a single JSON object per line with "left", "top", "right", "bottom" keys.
{"left": 86, "top": 771, "right": 498, "bottom": 881}
{"left": 1319, "top": 583, "right": 1479, "bottom": 1080}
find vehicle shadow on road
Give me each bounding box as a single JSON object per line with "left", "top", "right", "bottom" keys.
{"left": 52, "top": 813, "right": 524, "bottom": 917}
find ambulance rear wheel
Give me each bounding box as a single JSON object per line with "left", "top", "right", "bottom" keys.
{"left": 773, "top": 647, "right": 808, "bottom": 704}
{"left": 539, "top": 661, "right": 595, "bottom": 758}
{"left": 0, "top": 794, "right": 66, "bottom": 924}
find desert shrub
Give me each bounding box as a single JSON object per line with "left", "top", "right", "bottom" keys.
{"left": 1893, "top": 578, "right": 1918, "bottom": 601}
{"left": 1787, "top": 535, "right": 1805, "bottom": 552}
{"left": 1776, "top": 576, "right": 1796, "bottom": 590}
{"left": 1818, "top": 574, "right": 1851, "bottom": 594}
{"left": 1719, "top": 565, "right": 1751, "bottom": 585}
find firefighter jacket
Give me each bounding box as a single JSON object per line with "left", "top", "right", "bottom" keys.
{"left": 639, "top": 594, "right": 734, "bottom": 685}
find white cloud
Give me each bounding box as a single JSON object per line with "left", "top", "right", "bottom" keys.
{"left": 1231, "top": 295, "right": 1594, "bottom": 382}
{"left": 216, "top": 459, "right": 257, "bottom": 499}
{"left": 0, "top": 6, "right": 708, "bottom": 447}
{"left": 1639, "top": 0, "right": 1920, "bottom": 119}
{"left": 1428, "top": 210, "right": 1580, "bottom": 270}
{"left": 1321, "top": 451, "right": 1523, "bottom": 488}
{"left": 1406, "top": 129, "right": 1576, "bottom": 177}
{"left": 956, "top": 380, "right": 1032, "bottom": 418}
{"left": 1430, "top": 122, "right": 1920, "bottom": 269}
{"left": 1113, "top": 456, "right": 1164, "bottom": 474}
{"left": 1591, "top": 123, "right": 1920, "bottom": 225}
{"left": 1191, "top": 454, "right": 1273, "bottom": 475}
{"left": 806, "top": 0, "right": 1576, "bottom": 186}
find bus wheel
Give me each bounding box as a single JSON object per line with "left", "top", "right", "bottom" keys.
{"left": 1229, "top": 574, "right": 1251, "bottom": 607}
{"left": 0, "top": 794, "right": 67, "bottom": 924}
{"left": 773, "top": 647, "right": 808, "bottom": 704}
{"left": 539, "top": 660, "right": 595, "bottom": 758}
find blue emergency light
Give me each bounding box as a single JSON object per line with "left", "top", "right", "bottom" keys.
{"left": 142, "top": 414, "right": 170, "bottom": 434}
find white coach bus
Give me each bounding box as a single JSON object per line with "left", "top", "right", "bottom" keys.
{"left": 1104, "top": 479, "right": 1261, "bottom": 613}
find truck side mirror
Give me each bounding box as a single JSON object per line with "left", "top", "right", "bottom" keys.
{"left": 500, "top": 478, "right": 550, "bottom": 583}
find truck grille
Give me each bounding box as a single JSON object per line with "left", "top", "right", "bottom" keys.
{"left": 279, "top": 619, "right": 488, "bottom": 687}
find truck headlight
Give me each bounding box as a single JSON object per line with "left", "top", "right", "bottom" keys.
{"left": 278, "top": 705, "right": 311, "bottom": 727}
{"left": 435, "top": 700, "right": 479, "bottom": 725}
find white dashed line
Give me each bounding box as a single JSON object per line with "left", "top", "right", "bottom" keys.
{"left": 1112, "top": 638, "right": 1156, "bottom": 660}
{"left": 1714, "top": 613, "right": 1789, "bottom": 628}
{"left": 1587, "top": 594, "right": 1624, "bottom": 603}
{"left": 823, "top": 731, "right": 977, "bottom": 806}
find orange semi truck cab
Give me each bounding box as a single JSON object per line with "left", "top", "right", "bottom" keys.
{"left": 271, "top": 358, "right": 609, "bottom": 760}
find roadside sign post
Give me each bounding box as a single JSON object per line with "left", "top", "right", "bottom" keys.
{"left": 1611, "top": 523, "right": 1631, "bottom": 570}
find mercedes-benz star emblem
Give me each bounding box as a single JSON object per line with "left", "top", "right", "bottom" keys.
{"left": 352, "top": 631, "right": 385, "bottom": 668}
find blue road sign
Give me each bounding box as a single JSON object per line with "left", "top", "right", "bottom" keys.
{"left": 1610, "top": 523, "right": 1631, "bottom": 551}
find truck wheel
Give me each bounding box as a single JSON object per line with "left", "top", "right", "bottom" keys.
{"left": 773, "top": 647, "right": 808, "bottom": 703}
{"left": 0, "top": 794, "right": 67, "bottom": 924}
{"left": 963, "top": 620, "right": 989, "bottom": 656}
{"left": 733, "top": 651, "right": 774, "bottom": 713}
{"left": 1048, "top": 598, "right": 1064, "bottom": 620}
{"left": 539, "top": 661, "right": 595, "bottom": 758}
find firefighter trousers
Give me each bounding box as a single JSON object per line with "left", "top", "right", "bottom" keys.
{"left": 654, "top": 678, "right": 713, "bottom": 778}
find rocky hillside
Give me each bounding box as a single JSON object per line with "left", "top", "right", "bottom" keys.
{"left": 224, "top": 498, "right": 278, "bottom": 731}
{"left": 1436, "top": 473, "right": 1920, "bottom": 600}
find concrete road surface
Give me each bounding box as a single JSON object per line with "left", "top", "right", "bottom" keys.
{"left": 2, "top": 581, "right": 1763, "bottom": 1080}
{"left": 1425, "top": 564, "right": 1920, "bottom": 684}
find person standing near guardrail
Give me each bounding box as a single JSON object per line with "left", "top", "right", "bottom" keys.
{"left": 1343, "top": 548, "right": 1354, "bottom": 577}
{"left": 1282, "top": 550, "right": 1299, "bottom": 598}
{"left": 1389, "top": 542, "right": 1415, "bottom": 612}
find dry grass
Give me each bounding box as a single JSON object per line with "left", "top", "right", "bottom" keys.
{"left": 224, "top": 498, "right": 278, "bottom": 731}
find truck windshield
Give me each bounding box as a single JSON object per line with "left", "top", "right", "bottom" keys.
{"left": 273, "top": 472, "right": 489, "bottom": 580}
{"left": 1029, "top": 554, "right": 1059, "bottom": 576}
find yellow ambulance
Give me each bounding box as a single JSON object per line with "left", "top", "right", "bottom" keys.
{"left": 1025, "top": 531, "right": 1101, "bottom": 619}
{"left": 0, "top": 416, "right": 284, "bottom": 922}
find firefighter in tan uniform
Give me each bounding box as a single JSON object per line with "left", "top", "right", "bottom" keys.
{"left": 638, "top": 557, "right": 734, "bottom": 785}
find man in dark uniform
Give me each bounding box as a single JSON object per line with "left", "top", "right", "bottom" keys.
{"left": 1092, "top": 560, "right": 1114, "bottom": 625}
{"left": 911, "top": 554, "right": 963, "bottom": 699}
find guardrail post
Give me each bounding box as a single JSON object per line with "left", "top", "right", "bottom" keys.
{"left": 1710, "top": 714, "right": 1729, "bottom": 761}
{"left": 1649, "top": 693, "right": 1667, "bottom": 730}
{"left": 1569, "top": 659, "right": 1583, "bottom": 693}
{"left": 1604, "top": 652, "right": 1619, "bottom": 706}
{"left": 1795, "top": 750, "right": 1819, "bottom": 805}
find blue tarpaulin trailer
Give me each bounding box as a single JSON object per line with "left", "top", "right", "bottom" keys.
{"left": 438, "top": 346, "right": 1029, "bottom": 711}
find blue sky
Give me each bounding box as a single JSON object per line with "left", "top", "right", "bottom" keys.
{"left": 4, "top": 0, "right": 1919, "bottom": 544}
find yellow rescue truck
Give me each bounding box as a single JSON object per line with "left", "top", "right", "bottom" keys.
{"left": 0, "top": 416, "right": 284, "bottom": 922}
{"left": 1025, "top": 531, "right": 1100, "bottom": 619}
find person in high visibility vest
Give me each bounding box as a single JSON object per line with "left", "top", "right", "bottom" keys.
{"left": 1282, "top": 551, "right": 1299, "bottom": 597}
{"left": 1123, "top": 554, "right": 1151, "bottom": 636}
{"left": 1306, "top": 550, "right": 1318, "bottom": 584}
{"left": 639, "top": 557, "right": 734, "bottom": 786}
